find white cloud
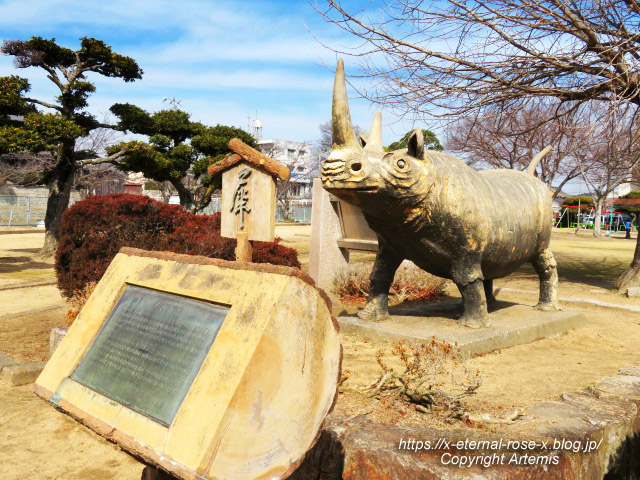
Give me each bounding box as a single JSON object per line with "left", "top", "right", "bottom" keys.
{"left": 137, "top": 66, "right": 329, "bottom": 91}
{"left": 0, "top": 0, "right": 425, "bottom": 143}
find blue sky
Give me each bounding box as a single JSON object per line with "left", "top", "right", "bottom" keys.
{"left": 0, "top": 0, "right": 421, "bottom": 146}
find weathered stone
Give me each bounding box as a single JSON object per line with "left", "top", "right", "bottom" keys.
{"left": 618, "top": 367, "right": 640, "bottom": 377}
{"left": 1, "top": 362, "right": 46, "bottom": 386}
{"left": 625, "top": 286, "right": 640, "bottom": 297}
{"left": 0, "top": 352, "right": 17, "bottom": 370}
{"left": 290, "top": 366, "right": 640, "bottom": 479}
{"left": 321, "top": 59, "right": 559, "bottom": 328}
{"left": 34, "top": 248, "right": 341, "bottom": 480}
{"left": 49, "top": 327, "right": 68, "bottom": 355}
{"left": 309, "top": 178, "right": 350, "bottom": 291}
{"left": 338, "top": 303, "right": 585, "bottom": 356}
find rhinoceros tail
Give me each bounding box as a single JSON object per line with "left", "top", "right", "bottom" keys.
{"left": 526, "top": 145, "right": 552, "bottom": 175}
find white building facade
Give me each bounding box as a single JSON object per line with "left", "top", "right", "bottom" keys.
{"left": 257, "top": 138, "right": 317, "bottom": 198}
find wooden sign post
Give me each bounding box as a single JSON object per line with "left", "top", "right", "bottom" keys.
{"left": 208, "top": 138, "right": 290, "bottom": 262}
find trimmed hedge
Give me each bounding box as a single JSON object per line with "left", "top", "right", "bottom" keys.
{"left": 55, "top": 194, "right": 299, "bottom": 297}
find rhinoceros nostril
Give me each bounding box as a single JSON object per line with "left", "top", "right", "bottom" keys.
{"left": 350, "top": 162, "right": 362, "bottom": 172}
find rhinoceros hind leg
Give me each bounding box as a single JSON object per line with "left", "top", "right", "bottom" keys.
{"left": 531, "top": 248, "right": 560, "bottom": 311}
{"left": 358, "top": 243, "right": 403, "bottom": 321}
{"left": 483, "top": 279, "right": 497, "bottom": 307}
{"left": 358, "top": 296, "right": 389, "bottom": 321}
{"left": 452, "top": 257, "right": 489, "bottom": 328}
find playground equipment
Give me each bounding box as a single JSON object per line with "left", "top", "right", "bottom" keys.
{"left": 555, "top": 205, "right": 634, "bottom": 232}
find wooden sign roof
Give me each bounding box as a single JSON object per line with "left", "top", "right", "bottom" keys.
{"left": 207, "top": 138, "right": 290, "bottom": 181}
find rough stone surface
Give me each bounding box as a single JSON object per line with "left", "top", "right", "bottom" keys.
{"left": 34, "top": 248, "right": 341, "bottom": 480}
{"left": 338, "top": 301, "right": 585, "bottom": 356}
{"left": 49, "top": 327, "right": 68, "bottom": 355}
{"left": 626, "top": 286, "right": 640, "bottom": 297}
{"left": 290, "top": 367, "right": 640, "bottom": 479}
{"left": 309, "top": 178, "right": 350, "bottom": 291}
{"left": 1, "top": 361, "right": 47, "bottom": 386}
{"left": 118, "top": 247, "right": 332, "bottom": 311}
{"left": 0, "top": 352, "right": 17, "bottom": 370}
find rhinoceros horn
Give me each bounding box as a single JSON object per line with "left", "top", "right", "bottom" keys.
{"left": 365, "top": 111, "right": 383, "bottom": 152}
{"left": 332, "top": 59, "right": 360, "bottom": 150}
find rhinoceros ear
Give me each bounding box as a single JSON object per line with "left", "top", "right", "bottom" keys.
{"left": 407, "top": 128, "right": 424, "bottom": 160}
{"left": 358, "top": 131, "right": 368, "bottom": 148}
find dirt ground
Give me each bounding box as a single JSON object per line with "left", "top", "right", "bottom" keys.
{"left": 0, "top": 231, "right": 57, "bottom": 289}
{"left": 1, "top": 226, "right": 640, "bottom": 479}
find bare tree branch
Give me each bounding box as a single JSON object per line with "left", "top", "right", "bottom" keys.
{"left": 23, "top": 97, "right": 63, "bottom": 112}
{"left": 573, "top": 102, "right": 640, "bottom": 236}
{"left": 80, "top": 148, "right": 128, "bottom": 165}
{"left": 446, "top": 100, "right": 583, "bottom": 189}
{"left": 317, "top": 1, "right": 640, "bottom": 121}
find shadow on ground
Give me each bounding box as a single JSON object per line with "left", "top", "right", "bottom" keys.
{"left": 0, "top": 255, "right": 53, "bottom": 273}
{"left": 516, "top": 258, "right": 625, "bottom": 290}
{"left": 386, "top": 298, "right": 518, "bottom": 320}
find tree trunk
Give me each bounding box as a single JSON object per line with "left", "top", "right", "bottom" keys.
{"left": 617, "top": 212, "right": 640, "bottom": 293}
{"left": 42, "top": 141, "right": 75, "bottom": 255}
{"left": 172, "top": 179, "right": 194, "bottom": 210}
{"left": 192, "top": 185, "right": 214, "bottom": 213}
{"left": 278, "top": 198, "right": 290, "bottom": 221}
{"left": 593, "top": 200, "right": 603, "bottom": 237}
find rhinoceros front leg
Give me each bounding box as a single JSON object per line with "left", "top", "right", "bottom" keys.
{"left": 531, "top": 248, "right": 560, "bottom": 311}
{"left": 452, "top": 257, "right": 489, "bottom": 328}
{"left": 358, "top": 243, "right": 403, "bottom": 321}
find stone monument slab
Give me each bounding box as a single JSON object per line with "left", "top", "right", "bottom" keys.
{"left": 34, "top": 248, "right": 341, "bottom": 480}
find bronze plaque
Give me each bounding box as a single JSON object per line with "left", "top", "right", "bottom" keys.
{"left": 71, "top": 285, "right": 228, "bottom": 427}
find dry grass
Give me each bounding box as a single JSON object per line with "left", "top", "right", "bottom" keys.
{"left": 332, "top": 262, "right": 449, "bottom": 305}
{"left": 64, "top": 282, "right": 97, "bottom": 327}
{"left": 359, "top": 339, "right": 481, "bottom": 419}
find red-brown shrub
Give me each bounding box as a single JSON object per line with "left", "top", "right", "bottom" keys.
{"left": 55, "top": 194, "right": 300, "bottom": 297}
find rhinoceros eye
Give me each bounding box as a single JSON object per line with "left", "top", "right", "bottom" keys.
{"left": 396, "top": 159, "right": 408, "bottom": 170}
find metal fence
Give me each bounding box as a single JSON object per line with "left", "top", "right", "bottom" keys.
{"left": 0, "top": 195, "right": 51, "bottom": 226}
{"left": 0, "top": 194, "right": 313, "bottom": 226}
{"left": 276, "top": 204, "right": 312, "bottom": 222}
{"left": 201, "top": 198, "right": 311, "bottom": 222}
{"left": 198, "top": 197, "right": 222, "bottom": 215}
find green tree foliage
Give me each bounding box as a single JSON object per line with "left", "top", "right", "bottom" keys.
{"left": 561, "top": 196, "right": 594, "bottom": 209}
{"left": 109, "top": 104, "right": 257, "bottom": 211}
{"left": 617, "top": 191, "right": 640, "bottom": 216}
{"left": 0, "top": 37, "right": 142, "bottom": 252}
{"left": 620, "top": 191, "right": 640, "bottom": 199}
{"left": 386, "top": 129, "right": 443, "bottom": 152}
{"left": 0, "top": 76, "right": 35, "bottom": 120}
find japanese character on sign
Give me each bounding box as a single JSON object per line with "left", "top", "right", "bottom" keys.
{"left": 230, "top": 167, "right": 252, "bottom": 229}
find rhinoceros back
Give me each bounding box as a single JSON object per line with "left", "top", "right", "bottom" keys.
{"left": 477, "top": 168, "right": 552, "bottom": 277}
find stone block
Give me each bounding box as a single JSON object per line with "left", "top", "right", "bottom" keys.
{"left": 626, "top": 286, "right": 640, "bottom": 297}
{"left": 0, "top": 352, "right": 17, "bottom": 370}
{"left": 1, "top": 362, "right": 47, "bottom": 386}
{"left": 34, "top": 247, "right": 341, "bottom": 480}
{"left": 309, "top": 178, "right": 350, "bottom": 291}
{"left": 338, "top": 301, "right": 585, "bottom": 356}
{"left": 49, "top": 327, "right": 68, "bottom": 356}
{"left": 291, "top": 364, "right": 640, "bottom": 479}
